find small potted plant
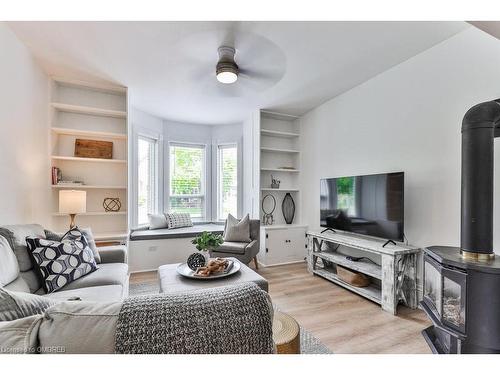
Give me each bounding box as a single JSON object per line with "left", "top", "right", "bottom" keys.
{"left": 191, "top": 231, "right": 224, "bottom": 264}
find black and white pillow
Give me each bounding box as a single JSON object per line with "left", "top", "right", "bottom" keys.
{"left": 165, "top": 213, "right": 193, "bottom": 229}
{"left": 26, "top": 228, "right": 98, "bottom": 293}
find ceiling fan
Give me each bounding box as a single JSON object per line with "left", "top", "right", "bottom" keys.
{"left": 216, "top": 46, "right": 239, "bottom": 84}
{"left": 180, "top": 28, "right": 286, "bottom": 96}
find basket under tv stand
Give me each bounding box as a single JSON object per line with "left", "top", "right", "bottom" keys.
{"left": 306, "top": 230, "right": 420, "bottom": 315}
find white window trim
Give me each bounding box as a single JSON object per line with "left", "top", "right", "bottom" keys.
{"left": 166, "top": 141, "right": 209, "bottom": 222}
{"left": 215, "top": 142, "right": 241, "bottom": 221}
{"left": 211, "top": 139, "right": 242, "bottom": 222}
{"left": 131, "top": 125, "right": 163, "bottom": 228}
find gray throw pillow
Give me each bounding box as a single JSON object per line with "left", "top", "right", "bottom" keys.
{"left": 148, "top": 213, "right": 169, "bottom": 230}
{"left": 0, "top": 287, "right": 57, "bottom": 321}
{"left": 224, "top": 214, "right": 251, "bottom": 242}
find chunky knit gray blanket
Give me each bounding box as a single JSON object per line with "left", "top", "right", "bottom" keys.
{"left": 114, "top": 283, "right": 275, "bottom": 354}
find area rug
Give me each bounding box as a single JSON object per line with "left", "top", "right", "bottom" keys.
{"left": 128, "top": 281, "right": 333, "bottom": 354}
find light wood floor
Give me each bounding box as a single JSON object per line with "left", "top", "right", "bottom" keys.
{"left": 130, "top": 261, "right": 431, "bottom": 354}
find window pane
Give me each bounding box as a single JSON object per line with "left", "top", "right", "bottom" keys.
{"left": 169, "top": 144, "right": 205, "bottom": 219}
{"left": 138, "top": 137, "right": 156, "bottom": 225}
{"left": 218, "top": 145, "right": 238, "bottom": 220}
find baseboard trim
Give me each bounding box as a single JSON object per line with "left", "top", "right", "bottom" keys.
{"left": 258, "top": 259, "right": 306, "bottom": 268}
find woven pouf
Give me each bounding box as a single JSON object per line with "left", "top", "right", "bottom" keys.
{"left": 272, "top": 311, "right": 300, "bottom": 354}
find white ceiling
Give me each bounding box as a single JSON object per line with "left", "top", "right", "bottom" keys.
{"left": 8, "top": 21, "right": 469, "bottom": 125}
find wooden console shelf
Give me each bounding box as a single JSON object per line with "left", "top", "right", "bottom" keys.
{"left": 307, "top": 230, "right": 421, "bottom": 315}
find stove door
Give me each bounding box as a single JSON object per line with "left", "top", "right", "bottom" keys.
{"left": 424, "top": 255, "right": 442, "bottom": 318}
{"left": 442, "top": 267, "right": 466, "bottom": 334}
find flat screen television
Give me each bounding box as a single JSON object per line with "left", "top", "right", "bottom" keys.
{"left": 320, "top": 172, "right": 404, "bottom": 241}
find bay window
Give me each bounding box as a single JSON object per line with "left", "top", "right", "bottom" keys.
{"left": 169, "top": 143, "right": 206, "bottom": 220}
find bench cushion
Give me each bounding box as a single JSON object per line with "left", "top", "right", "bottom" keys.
{"left": 130, "top": 223, "right": 224, "bottom": 241}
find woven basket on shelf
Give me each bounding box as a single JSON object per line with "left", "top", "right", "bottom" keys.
{"left": 336, "top": 265, "right": 370, "bottom": 287}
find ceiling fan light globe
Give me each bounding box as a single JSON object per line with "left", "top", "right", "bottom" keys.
{"left": 216, "top": 70, "right": 238, "bottom": 84}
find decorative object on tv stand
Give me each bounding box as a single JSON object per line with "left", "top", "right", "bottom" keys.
{"left": 59, "top": 190, "right": 87, "bottom": 229}
{"left": 191, "top": 231, "right": 224, "bottom": 265}
{"left": 103, "top": 197, "right": 122, "bottom": 212}
{"left": 74, "top": 139, "right": 113, "bottom": 159}
{"left": 270, "top": 175, "right": 280, "bottom": 189}
{"left": 282, "top": 192, "right": 295, "bottom": 224}
{"left": 262, "top": 194, "right": 276, "bottom": 226}
{"left": 186, "top": 252, "right": 206, "bottom": 271}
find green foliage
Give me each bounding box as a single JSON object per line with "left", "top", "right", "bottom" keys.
{"left": 191, "top": 231, "right": 224, "bottom": 251}
{"left": 170, "top": 146, "right": 203, "bottom": 195}
{"left": 336, "top": 177, "right": 354, "bottom": 195}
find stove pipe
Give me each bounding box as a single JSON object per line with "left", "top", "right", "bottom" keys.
{"left": 461, "top": 99, "right": 500, "bottom": 259}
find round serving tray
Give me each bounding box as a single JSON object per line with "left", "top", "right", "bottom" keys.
{"left": 176, "top": 259, "right": 241, "bottom": 280}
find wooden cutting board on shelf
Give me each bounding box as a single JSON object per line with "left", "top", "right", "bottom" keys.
{"left": 75, "top": 139, "right": 113, "bottom": 159}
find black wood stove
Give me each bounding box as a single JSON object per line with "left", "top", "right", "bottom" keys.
{"left": 421, "top": 99, "right": 500, "bottom": 354}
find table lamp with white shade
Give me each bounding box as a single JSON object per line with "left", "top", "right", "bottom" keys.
{"left": 59, "top": 190, "right": 87, "bottom": 229}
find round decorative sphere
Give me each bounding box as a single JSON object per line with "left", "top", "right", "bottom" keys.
{"left": 187, "top": 253, "right": 206, "bottom": 271}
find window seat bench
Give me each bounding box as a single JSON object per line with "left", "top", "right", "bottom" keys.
{"left": 129, "top": 223, "right": 224, "bottom": 241}
{"left": 128, "top": 223, "right": 225, "bottom": 273}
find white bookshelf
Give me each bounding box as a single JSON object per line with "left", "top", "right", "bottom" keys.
{"left": 49, "top": 77, "right": 128, "bottom": 241}
{"left": 51, "top": 127, "right": 127, "bottom": 140}
{"left": 51, "top": 155, "right": 127, "bottom": 164}
{"left": 51, "top": 102, "right": 127, "bottom": 118}
{"left": 52, "top": 211, "right": 127, "bottom": 217}
{"left": 259, "top": 110, "right": 301, "bottom": 223}
{"left": 257, "top": 110, "right": 307, "bottom": 266}
{"left": 51, "top": 185, "right": 127, "bottom": 190}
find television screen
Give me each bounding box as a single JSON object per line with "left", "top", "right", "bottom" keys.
{"left": 320, "top": 172, "right": 404, "bottom": 241}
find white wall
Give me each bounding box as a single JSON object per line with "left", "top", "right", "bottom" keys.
{"left": 0, "top": 23, "right": 49, "bottom": 225}
{"left": 299, "top": 27, "right": 500, "bottom": 255}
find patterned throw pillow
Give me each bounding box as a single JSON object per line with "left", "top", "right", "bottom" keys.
{"left": 45, "top": 227, "right": 101, "bottom": 263}
{"left": 26, "top": 228, "right": 98, "bottom": 293}
{"left": 165, "top": 213, "right": 193, "bottom": 229}
{"left": 0, "top": 287, "right": 57, "bottom": 321}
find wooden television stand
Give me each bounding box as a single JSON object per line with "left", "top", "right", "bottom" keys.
{"left": 306, "top": 229, "right": 420, "bottom": 315}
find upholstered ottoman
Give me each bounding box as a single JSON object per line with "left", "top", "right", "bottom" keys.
{"left": 158, "top": 258, "right": 268, "bottom": 293}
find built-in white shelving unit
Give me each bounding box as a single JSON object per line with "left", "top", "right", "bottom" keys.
{"left": 260, "top": 146, "right": 300, "bottom": 154}
{"left": 257, "top": 110, "right": 307, "bottom": 266}
{"left": 51, "top": 155, "right": 127, "bottom": 164}
{"left": 260, "top": 168, "right": 300, "bottom": 173}
{"left": 50, "top": 102, "right": 127, "bottom": 118}
{"left": 51, "top": 185, "right": 127, "bottom": 190}
{"left": 51, "top": 127, "right": 127, "bottom": 140}
{"left": 49, "top": 77, "right": 129, "bottom": 242}
{"left": 260, "top": 129, "right": 300, "bottom": 138}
